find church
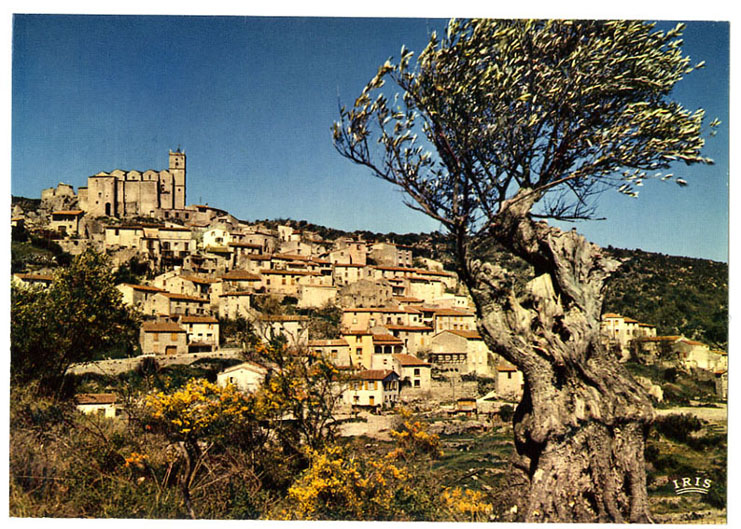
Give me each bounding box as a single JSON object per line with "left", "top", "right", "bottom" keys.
{"left": 76, "top": 149, "right": 187, "bottom": 219}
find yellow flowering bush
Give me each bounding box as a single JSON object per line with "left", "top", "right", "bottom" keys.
{"left": 388, "top": 408, "right": 443, "bottom": 460}
{"left": 281, "top": 444, "right": 414, "bottom": 520}
{"left": 440, "top": 487, "right": 493, "bottom": 522}
{"left": 144, "top": 378, "right": 254, "bottom": 440}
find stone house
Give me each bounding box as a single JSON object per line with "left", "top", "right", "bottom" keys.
{"left": 674, "top": 338, "right": 724, "bottom": 371}
{"left": 405, "top": 274, "right": 447, "bottom": 301}
{"left": 370, "top": 334, "right": 406, "bottom": 370}
{"left": 202, "top": 227, "right": 231, "bottom": 250}
{"left": 341, "top": 306, "right": 423, "bottom": 331}
{"left": 342, "top": 369, "right": 400, "bottom": 410}
{"left": 217, "top": 291, "right": 253, "bottom": 320}
{"left": 384, "top": 323, "right": 434, "bottom": 356}
{"left": 230, "top": 242, "right": 264, "bottom": 268}
{"left": 392, "top": 353, "right": 432, "bottom": 393}
{"left": 253, "top": 314, "right": 309, "bottom": 347}
{"left": 338, "top": 279, "right": 394, "bottom": 308}
{"left": 158, "top": 226, "right": 194, "bottom": 268}
{"left": 140, "top": 321, "right": 188, "bottom": 355}
{"left": 219, "top": 269, "right": 263, "bottom": 293}
{"left": 428, "top": 308, "right": 477, "bottom": 334}
{"left": 429, "top": 329, "right": 493, "bottom": 376}
{"left": 104, "top": 225, "right": 146, "bottom": 250}
{"left": 329, "top": 239, "right": 368, "bottom": 266}
{"left": 261, "top": 269, "right": 328, "bottom": 296}
{"left": 12, "top": 273, "right": 54, "bottom": 289}
{"left": 332, "top": 263, "right": 370, "bottom": 286}
{"left": 116, "top": 283, "right": 166, "bottom": 315}
{"left": 308, "top": 339, "right": 352, "bottom": 367}
{"left": 341, "top": 330, "right": 375, "bottom": 369}
{"left": 50, "top": 209, "right": 84, "bottom": 237}
{"left": 496, "top": 363, "right": 524, "bottom": 400}
{"left": 178, "top": 315, "right": 220, "bottom": 352}
{"left": 600, "top": 313, "right": 657, "bottom": 358}
{"left": 152, "top": 292, "right": 210, "bottom": 317}
{"left": 152, "top": 272, "right": 217, "bottom": 299}
{"left": 369, "top": 242, "right": 412, "bottom": 268}
{"left": 297, "top": 284, "right": 338, "bottom": 308}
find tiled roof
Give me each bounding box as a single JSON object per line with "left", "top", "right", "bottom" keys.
{"left": 392, "top": 353, "right": 430, "bottom": 367}
{"left": 373, "top": 265, "right": 417, "bottom": 272}
{"left": 259, "top": 314, "right": 309, "bottom": 322}
{"left": 158, "top": 292, "right": 209, "bottom": 302}
{"left": 392, "top": 296, "right": 424, "bottom": 303}
{"left": 221, "top": 270, "right": 262, "bottom": 281}
{"left": 602, "top": 313, "right": 623, "bottom": 319}
{"left": 179, "top": 316, "right": 219, "bottom": 324}
{"left": 180, "top": 275, "right": 219, "bottom": 284}
{"left": 229, "top": 242, "right": 263, "bottom": 248}
{"left": 261, "top": 269, "right": 321, "bottom": 276}
{"left": 120, "top": 283, "right": 164, "bottom": 292}
{"left": 52, "top": 209, "right": 84, "bottom": 216}
{"left": 219, "top": 290, "right": 253, "bottom": 297}
{"left": 433, "top": 308, "right": 474, "bottom": 317}
{"left": 440, "top": 329, "right": 482, "bottom": 340}
{"left": 680, "top": 338, "right": 706, "bottom": 346}
{"left": 372, "top": 334, "right": 404, "bottom": 345}
{"left": 75, "top": 393, "right": 117, "bottom": 405}
{"left": 355, "top": 369, "right": 398, "bottom": 381}
{"left": 343, "top": 306, "right": 420, "bottom": 314}
{"left": 272, "top": 253, "right": 311, "bottom": 261}
{"left": 220, "top": 361, "right": 269, "bottom": 375}
{"left": 14, "top": 273, "right": 54, "bottom": 282}
{"left": 639, "top": 335, "right": 682, "bottom": 342}
{"left": 384, "top": 324, "right": 434, "bottom": 332}
{"left": 309, "top": 339, "right": 349, "bottom": 347}
{"left": 141, "top": 321, "right": 186, "bottom": 333}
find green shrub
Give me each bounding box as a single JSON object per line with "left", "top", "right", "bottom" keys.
{"left": 653, "top": 413, "right": 704, "bottom": 444}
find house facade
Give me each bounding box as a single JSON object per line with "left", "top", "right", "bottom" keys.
{"left": 139, "top": 321, "right": 188, "bottom": 355}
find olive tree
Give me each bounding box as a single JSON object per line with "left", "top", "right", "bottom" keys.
{"left": 333, "top": 19, "right": 715, "bottom": 522}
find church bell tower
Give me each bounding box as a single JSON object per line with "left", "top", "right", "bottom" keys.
{"left": 169, "top": 148, "right": 186, "bottom": 210}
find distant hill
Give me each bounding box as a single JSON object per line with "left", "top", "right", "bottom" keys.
{"left": 602, "top": 248, "right": 728, "bottom": 349}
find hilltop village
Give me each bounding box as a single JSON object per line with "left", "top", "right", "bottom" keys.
{"left": 11, "top": 150, "right": 728, "bottom": 417}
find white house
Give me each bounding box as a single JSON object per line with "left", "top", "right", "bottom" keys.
{"left": 217, "top": 362, "right": 268, "bottom": 393}
{"left": 75, "top": 393, "right": 118, "bottom": 418}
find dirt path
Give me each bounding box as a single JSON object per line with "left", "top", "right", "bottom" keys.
{"left": 654, "top": 404, "right": 727, "bottom": 423}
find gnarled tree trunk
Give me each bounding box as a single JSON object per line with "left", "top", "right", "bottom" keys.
{"left": 461, "top": 190, "right": 654, "bottom": 523}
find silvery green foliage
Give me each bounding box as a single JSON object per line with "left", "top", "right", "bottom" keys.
{"left": 334, "top": 19, "right": 716, "bottom": 237}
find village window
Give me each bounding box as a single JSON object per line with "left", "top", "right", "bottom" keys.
{"left": 171, "top": 333, "right": 179, "bottom": 341}
{"left": 153, "top": 333, "right": 159, "bottom": 342}
{"left": 414, "top": 380, "right": 421, "bottom": 388}
{"left": 414, "top": 368, "right": 420, "bottom": 376}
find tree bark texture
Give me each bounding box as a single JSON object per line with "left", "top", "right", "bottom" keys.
{"left": 462, "top": 190, "right": 655, "bottom": 523}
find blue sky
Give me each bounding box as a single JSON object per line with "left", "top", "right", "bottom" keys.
{"left": 11, "top": 14, "right": 729, "bottom": 262}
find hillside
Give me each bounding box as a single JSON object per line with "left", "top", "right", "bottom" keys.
{"left": 603, "top": 248, "right": 728, "bottom": 348}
